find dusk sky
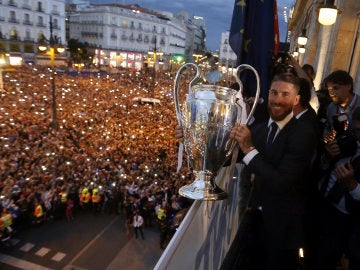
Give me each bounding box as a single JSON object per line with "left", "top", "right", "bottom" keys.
{"left": 86, "top": 0, "right": 295, "bottom": 51}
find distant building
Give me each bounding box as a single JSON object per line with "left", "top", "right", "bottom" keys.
{"left": 0, "top": 0, "right": 207, "bottom": 69}
{"left": 0, "top": 0, "right": 66, "bottom": 65}
{"left": 67, "top": 1, "right": 206, "bottom": 70}
{"left": 218, "top": 31, "right": 237, "bottom": 68}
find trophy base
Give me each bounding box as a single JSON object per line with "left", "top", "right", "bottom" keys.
{"left": 179, "top": 172, "right": 228, "bottom": 201}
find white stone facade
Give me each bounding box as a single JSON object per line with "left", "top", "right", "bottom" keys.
{"left": 218, "top": 31, "right": 237, "bottom": 67}
{"left": 68, "top": 2, "right": 193, "bottom": 69}
{"left": 0, "top": 0, "right": 66, "bottom": 64}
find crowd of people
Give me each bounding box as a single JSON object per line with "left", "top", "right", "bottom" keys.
{"left": 0, "top": 65, "right": 194, "bottom": 248}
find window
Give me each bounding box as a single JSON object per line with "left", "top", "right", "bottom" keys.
{"left": 37, "top": 2, "right": 42, "bottom": 12}
{"left": 38, "top": 32, "right": 45, "bottom": 42}
{"left": 10, "top": 11, "right": 16, "bottom": 20}
{"left": 129, "top": 33, "right": 134, "bottom": 41}
{"left": 10, "top": 29, "right": 18, "bottom": 39}
{"left": 122, "top": 19, "right": 127, "bottom": 28}
{"left": 38, "top": 16, "right": 43, "bottom": 26}
{"left": 111, "top": 30, "right": 117, "bottom": 39}
{"left": 136, "top": 34, "right": 142, "bottom": 42}
{"left": 121, "top": 32, "right": 127, "bottom": 40}
{"left": 52, "top": 4, "right": 59, "bottom": 15}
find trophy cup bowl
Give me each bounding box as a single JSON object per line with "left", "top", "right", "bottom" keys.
{"left": 180, "top": 85, "right": 240, "bottom": 200}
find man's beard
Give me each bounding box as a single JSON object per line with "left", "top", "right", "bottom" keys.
{"left": 268, "top": 103, "right": 293, "bottom": 121}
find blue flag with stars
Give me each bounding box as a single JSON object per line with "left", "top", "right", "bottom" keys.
{"left": 229, "top": 0, "right": 279, "bottom": 101}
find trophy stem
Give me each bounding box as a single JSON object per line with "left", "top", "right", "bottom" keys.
{"left": 203, "top": 171, "right": 228, "bottom": 200}
{"left": 178, "top": 170, "right": 227, "bottom": 201}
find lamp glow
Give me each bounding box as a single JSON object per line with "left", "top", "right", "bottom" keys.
{"left": 318, "top": 7, "right": 338, "bottom": 25}
{"left": 56, "top": 47, "right": 65, "bottom": 53}
{"left": 297, "top": 29, "right": 308, "bottom": 46}
{"left": 299, "top": 46, "right": 306, "bottom": 54}
{"left": 38, "top": 45, "right": 47, "bottom": 51}
{"left": 297, "top": 36, "right": 308, "bottom": 46}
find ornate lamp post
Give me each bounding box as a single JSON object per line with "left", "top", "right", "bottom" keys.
{"left": 148, "top": 36, "right": 162, "bottom": 98}
{"left": 0, "top": 56, "right": 6, "bottom": 90}
{"left": 38, "top": 16, "right": 65, "bottom": 129}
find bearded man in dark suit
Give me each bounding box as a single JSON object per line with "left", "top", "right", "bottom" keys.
{"left": 231, "top": 73, "right": 318, "bottom": 270}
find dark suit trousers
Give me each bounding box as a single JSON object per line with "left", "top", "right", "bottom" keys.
{"left": 245, "top": 210, "right": 300, "bottom": 270}
{"left": 134, "top": 226, "right": 144, "bottom": 239}
{"left": 349, "top": 221, "right": 360, "bottom": 270}
{"left": 315, "top": 199, "right": 351, "bottom": 270}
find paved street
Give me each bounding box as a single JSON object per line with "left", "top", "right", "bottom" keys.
{"left": 0, "top": 212, "right": 163, "bottom": 270}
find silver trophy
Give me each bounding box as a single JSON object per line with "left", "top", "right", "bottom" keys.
{"left": 174, "top": 63, "right": 260, "bottom": 200}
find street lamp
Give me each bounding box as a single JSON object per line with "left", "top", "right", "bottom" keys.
{"left": 318, "top": 0, "right": 341, "bottom": 26}
{"left": 38, "top": 16, "right": 65, "bottom": 129}
{"left": 0, "top": 55, "right": 6, "bottom": 90}
{"left": 299, "top": 45, "right": 306, "bottom": 54}
{"left": 193, "top": 54, "right": 202, "bottom": 64}
{"left": 147, "top": 35, "right": 162, "bottom": 98}
{"left": 297, "top": 29, "right": 308, "bottom": 46}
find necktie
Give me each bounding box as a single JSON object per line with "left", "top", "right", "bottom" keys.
{"left": 267, "top": 122, "right": 278, "bottom": 145}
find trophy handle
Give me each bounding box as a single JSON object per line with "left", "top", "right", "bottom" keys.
{"left": 234, "top": 64, "right": 261, "bottom": 125}
{"left": 174, "top": 63, "right": 201, "bottom": 126}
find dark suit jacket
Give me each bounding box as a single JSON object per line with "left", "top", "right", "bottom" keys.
{"left": 246, "top": 116, "right": 318, "bottom": 249}
{"left": 298, "top": 107, "right": 321, "bottom": 137}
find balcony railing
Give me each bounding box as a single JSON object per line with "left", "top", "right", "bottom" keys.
{"left": 23, "top": 20, "right": 33, "bottom": 26}
{"left": 9, "top": 35, "right": 21, "bottom": 41}
{"left": 22, "top": 4, "right": 31, "bottom": 10}
{"left": 37, "top": 22, "right": 46, "bottom": 28}
{"left": 23, "top": 37, "right": 35, "bottom": 42}
{"left": 8, "top": 18, "right": 20, "bottom": 24}
{"left": 8, "top": 0, "right": 18, "bottom": 7}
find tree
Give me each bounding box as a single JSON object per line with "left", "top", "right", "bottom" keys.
{"left": 67, "top": 39, "right": 94, "bottom": 66}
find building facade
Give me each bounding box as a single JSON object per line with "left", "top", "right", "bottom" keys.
{"left": 288, "top": 0, "right": 360, "bottom": 92}
{"left": 0, "top": 0, "right": 66, "bottom": 65}
{"left": 0, "top": 0, "right": 207, "bottom": 69}
{"left": 68, "top": 1, "right": 206, "bottom": 70}
{"left": 218, "top": 31, "right": 237, "bottom": 68}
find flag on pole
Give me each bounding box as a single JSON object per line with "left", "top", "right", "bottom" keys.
{"left": 229, "top": 0, "right": 279, "bottom": 101}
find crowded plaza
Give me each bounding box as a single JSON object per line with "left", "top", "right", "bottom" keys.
{"left": 0, "top": 65, "right": 195, "bottom": 244}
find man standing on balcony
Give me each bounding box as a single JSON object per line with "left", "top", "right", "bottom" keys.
{"left": 230, "top": 73, "right": 318, "bottom": 270}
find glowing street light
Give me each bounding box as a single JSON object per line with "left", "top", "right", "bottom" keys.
{"left": 318, "top": 0, "right": 341, "bottom": 26}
